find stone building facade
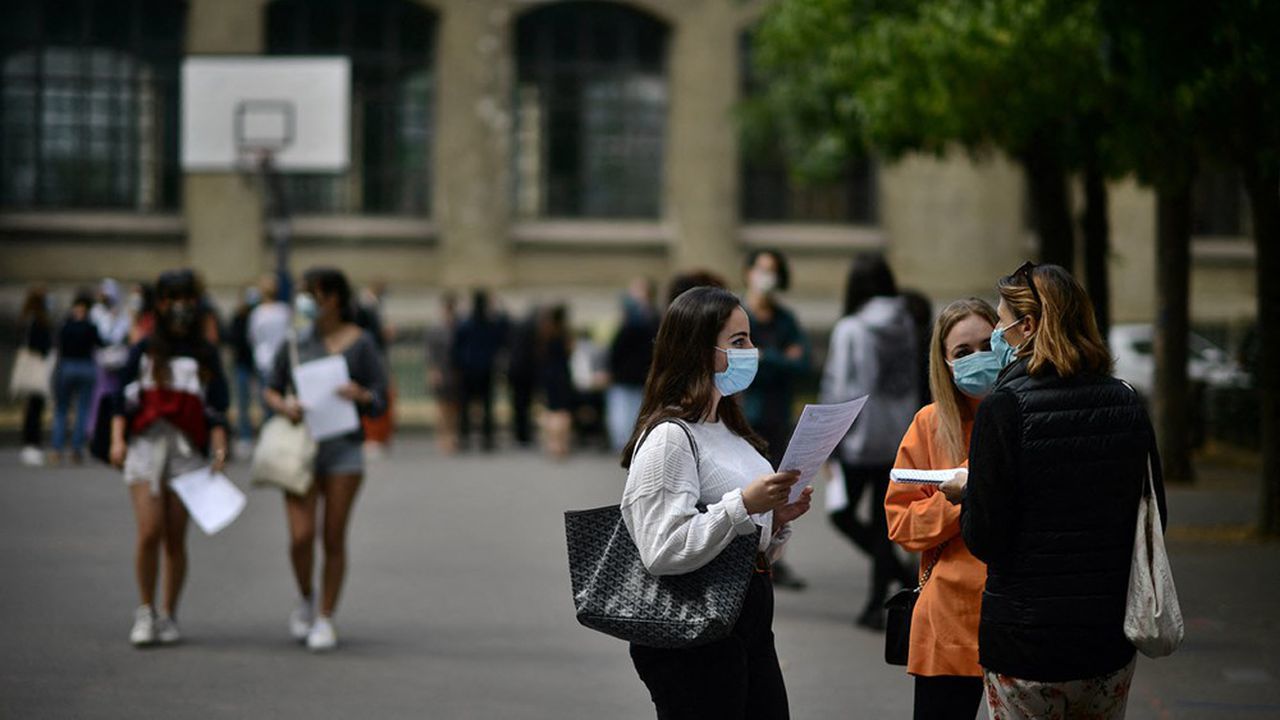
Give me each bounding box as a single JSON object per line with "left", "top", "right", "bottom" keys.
{"left": 0, "top": 0, "right": 1258, "bottom": 332}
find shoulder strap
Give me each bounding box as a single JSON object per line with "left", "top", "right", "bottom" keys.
{"left": 632, "top": 417, "right": 700, "bottom": 468}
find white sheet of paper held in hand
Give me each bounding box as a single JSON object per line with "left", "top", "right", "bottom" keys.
{"left": 779, "top": 396, "right": 869, "bottom": 503}
{"left": 889, "top": 468, "right": 965, "bottom": 485}
{"left": 293, "top": 355, "right": 359, "bottom": 442}
{"left": 170, "top": 468, "right": 246, "bottom": 535}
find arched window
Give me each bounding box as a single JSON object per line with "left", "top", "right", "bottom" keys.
{"left": 266, "top": 0, "right": 436, "bottom": 216}
{"left": 513, "top": 2, "right": 669, "bottom": 219}
{"left": 738, "top": 32, "right": 876, "bottom": 224}
{"left": 1, "top": 0, "right": 184, "bottom": 210}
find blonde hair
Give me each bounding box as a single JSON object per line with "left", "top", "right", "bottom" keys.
{"left": 929, "top": 298, "right": 999, "bottom": 466}
{"left": 996, "top": 264, "right": 1112, "bottom": 378}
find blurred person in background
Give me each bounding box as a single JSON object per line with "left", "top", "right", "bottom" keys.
{"left": 507, "top": 305, "right": 541, "bottom": 448}
{"left": 742, "top": 249, "right": 812, "bottom": 591}
{"left": 16, "top": 286, "right": 53, "bottom": 466}
{"left": 89, "top": 278, "right": 133, "bottom": 429}
{"left": 192, "top": 272, "right": 223, "bottom": 346}
{"left": 606, "top": 278, "right": 659, "bottom": 451}
{"left": 666, "top": 269, "right": 728, "bottom": 306}
{"left": 50, "top": 291, "right": 103, "bottom": 464}
{"left": 228, "top": 285, "right": 262, "bottom": 458}
{"left": 451, "top": 290, "right": 507, "bottom": 452}
{"left": 109, "top": 270, "right": 229, "bottom": 647}
{"left": 886, "top": 298, "right": 998, "bottom": 719}
{"left": 356, "top": 280, "right": 396, "bottom": 457}
{"left": 822, "top": 253, "right": 920, "bottom": 629}
{"left": 901, "top": 289, "right": 937, "bottom": 408}
{"left": 426, "top": 292, "right": 461, "bottom": 454}
{"left": 264, "top": 267, "right": 387, "bottom": 652}
{"left": 540, "top": 305, "right": 575, "bottom": 459}
{"left": 249, "top": 273, "right": 291, "bottom": 398}
{"left": 127, "top": 283, "right": 156, "bottom": 344}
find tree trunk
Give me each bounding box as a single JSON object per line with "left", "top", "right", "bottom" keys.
{"left": 1021, "top": 149, "right": 1075, "bottom": 269}
{"left": 1154, "top": 182, "right": 1193, "bottom": 485}
{"left": 1082, "top": 162, "right": 1111, "bottom": 338}
{"left": 1242, "top": 163, "right": 1280, "bottom": 536}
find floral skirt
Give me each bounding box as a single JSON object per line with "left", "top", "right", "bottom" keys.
{"left": 984, "top": 658, "right": 1136, "bottom": 720}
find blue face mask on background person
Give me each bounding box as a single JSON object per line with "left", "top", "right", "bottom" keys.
{"left": 714, "top": 347, "right": 759, "bottom": 397}
{"left": 294, "top": 293, "right": 318, "bottom": 321}
{"left": 949, "top": 351, "right": 1003, "bottom": 398}
{"left": 990, "top": 317, "right": 1027, "bottom": 369}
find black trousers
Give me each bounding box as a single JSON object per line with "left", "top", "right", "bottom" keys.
{"left": 830, "top": 463, "right": 914, "bottom": 613}
{"left": 458, "top": 372, "right": 495, "bottom": 450}
{"left": 629, "top": 573, "right": 789, "bottom": 720}
{"left": 913, "top": 675, "right": 984, "bottom": 720}
{"left": 509, "top": 374, "right": 535, "bottom": 445}
{"left": 22, "top": 395, "right": 45, "bottom": 446}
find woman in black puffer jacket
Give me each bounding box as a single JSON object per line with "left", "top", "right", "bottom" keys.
{"left": 944, "top": 263, "right": 1167, "bottom": 720}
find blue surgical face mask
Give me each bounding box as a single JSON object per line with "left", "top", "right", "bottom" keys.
{"left": 294, "top": 293, "right": 318, "bottom": 322}
{"left": 990, "top": 317, "right": 1027, "bottom": 369}
{"left": 948, "top": 351, "right": 1003, "bottom": 399}
{"left": 714, "top": 347, "right": 759, "bottom": 397}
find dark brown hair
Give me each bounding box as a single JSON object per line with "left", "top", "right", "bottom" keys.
{"left": 621, "top": 287, "right": 765, "bottom": 469}
{"left": 20, "top": 285, "right": 49, "bottom": 328}
{"left": 996, "top": 263, "right": 1112, "bottom": 378}
{"left": 149, "top": 270, "right": 215, "bottom": 388}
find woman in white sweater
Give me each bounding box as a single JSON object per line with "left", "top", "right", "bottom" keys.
{"left": 620, "top": 286, "right": 814, "bottom": 720}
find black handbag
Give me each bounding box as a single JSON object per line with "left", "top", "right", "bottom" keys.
{"left": 564, "top": 419, "right": 761, "bottom": 649}
{"left": 884, "top": 541, "right": 948, "bottom": 666}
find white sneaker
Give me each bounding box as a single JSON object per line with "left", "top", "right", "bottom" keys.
{"left": 289, "top": 597, "right": 315, "bottom": 641}
{"left": 20, "top": 446, "right": 45, "bottom": 466}
{"left": 129, "top": 605, "right": 156, "bottom": 646}
{"left": 155, "top": 614, "right": 182, "bottom": 645}
{"left": 306, "top": 616, "right": 337, "bottom": 652}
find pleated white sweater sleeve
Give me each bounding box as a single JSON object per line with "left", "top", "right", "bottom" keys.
{"left": 621, "top": 422, "right": 761, "bottom": 576}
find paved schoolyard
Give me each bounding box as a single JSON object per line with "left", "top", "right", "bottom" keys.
{"left": 1, "top": 440, "right": 1277, "bottom": 719}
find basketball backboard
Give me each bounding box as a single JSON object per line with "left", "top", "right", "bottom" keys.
{"left": 181, "top": 57, "right": 351, "bottom": 172}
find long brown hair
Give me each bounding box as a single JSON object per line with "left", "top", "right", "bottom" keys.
{"left": 929, "top": 298, "right": 998, "bottom": 466}
{"left": 620, "top": 286, "right": 765, "bottom": 469}
{"left": 997, "top": 263, "right": 1112, "bottom": 378}
{"left": 20, "top": 285, "right": 49, "bottom": 328}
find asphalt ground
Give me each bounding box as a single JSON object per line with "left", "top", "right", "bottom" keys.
{"left": 2, "top": 440, "right": 1278, "bottom": 719}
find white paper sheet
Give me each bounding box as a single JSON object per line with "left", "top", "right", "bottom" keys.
{"left": 170, "top": 468, "right": 247, "bottom": 535}
{"left": 889, "top": 468, "right": 965, "bottom": 485}
{"left": 779, "top": 396, "right": 869, "bottom": 503}
{"left": 293, "top": 355, "right": 359, "bottom": 442}
{"left": 824, "top": 460, "right": 849, "bottom": 513}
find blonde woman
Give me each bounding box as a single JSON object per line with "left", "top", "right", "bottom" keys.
{"left": 885, "top": 298, "right": 998, "bottom": 718}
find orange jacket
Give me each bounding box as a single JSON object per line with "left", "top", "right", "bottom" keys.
{"left": 885, "top": 401, "right": 986, "bottom": 677}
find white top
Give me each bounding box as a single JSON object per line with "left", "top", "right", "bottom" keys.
{"left": 249, "top": 302, "right": 292, "bottom": 377}
{"left": 621, "top": 420, "right": 792, "bottom": 576}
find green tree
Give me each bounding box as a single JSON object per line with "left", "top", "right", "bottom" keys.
{"left": 752, "top": 0, "right": 1116, "bottom": 333}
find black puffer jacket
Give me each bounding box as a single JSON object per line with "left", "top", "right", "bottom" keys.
{"left": 961, "top": 359, "right": 1167, "bottom": 682}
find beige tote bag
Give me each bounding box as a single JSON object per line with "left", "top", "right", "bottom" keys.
{"left": 1123, "top": 455, "right": 1185, "bottom": 658}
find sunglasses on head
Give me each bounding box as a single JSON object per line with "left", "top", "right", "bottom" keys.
{"left": 1004, "top": 260, "right": 1041, "bottom": 309}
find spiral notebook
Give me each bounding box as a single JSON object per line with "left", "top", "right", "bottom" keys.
{"left": 889, "top": 468, "right": 965, "bottom": 485}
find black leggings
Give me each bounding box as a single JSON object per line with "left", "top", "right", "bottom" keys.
{"left": 629, "top": 572, "right": 789, "bottom": 720}
{"left": 22, "top": 395, "right": 45, "bottom": 446}
{"left": 913, "top": 675, "right": 984, "bottom": 720}
{"left": 829, "top": 463, "right": 915, "bottom": 613}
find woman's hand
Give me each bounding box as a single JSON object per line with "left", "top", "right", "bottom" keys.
{"left": 336, "top": 381, "right": 371, "bottom": 406}
{"left": 772, "top": 486, "right": 814, "bottom": 529}
{"left": 109, "top": 438, "right": 127, "bottom": 469}
{"left": 743, "top": 471, "right": 801, "bottom": 514}
{"left": 940, "top": 469, "right": 969, "bottom": 504}
{"left": 281, "top": 395, "right": 304, "bottom": 424}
